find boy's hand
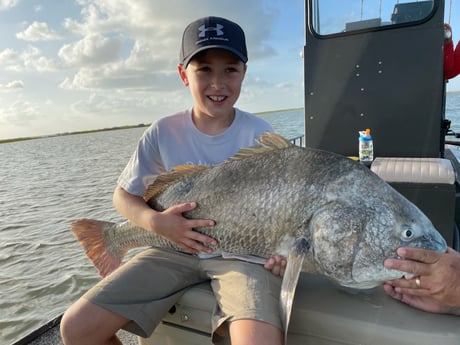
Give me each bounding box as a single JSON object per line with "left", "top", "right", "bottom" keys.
{"left": 153, "top": 202, "right": 217, "bottom": 254}
{"left": 264, "top": 255, "right": 287, "bottom": 277}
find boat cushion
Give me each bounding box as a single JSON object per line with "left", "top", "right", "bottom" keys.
{"left": 370, "top": 157, "right": 455, "bottom": 184}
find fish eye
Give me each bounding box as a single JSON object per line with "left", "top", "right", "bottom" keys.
{"left": 401, "top": 228, "right": 414, "bottom": 240}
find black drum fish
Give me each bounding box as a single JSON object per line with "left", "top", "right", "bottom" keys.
{"left": 72, "top": 132, "right": 447, "bottom": 338}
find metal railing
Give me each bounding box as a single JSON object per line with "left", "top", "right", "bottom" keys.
{"left": 289, "top": 135, "right": 305, "bottom": 147}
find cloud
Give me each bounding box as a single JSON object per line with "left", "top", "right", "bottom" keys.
{"left": 58, "top": 33, "right": 123, "bottom": 67}
{"left": 22, "top": 46, "right": 62, "bottom": 71}
{"left": 70, "top": 92, "right": 146, "bottom": 115}
{"left": 0, "top": 80, "right": 24, "bottom": 91}
{"left": 0, "top": 0, "right": 20, "bottom": 11}
{"left": 0, "top": 48, "right": 24, "bottom": 71}
{"left": 58, "top": 34, "right": 181, "bottom": 91}
{"left": 16, "top": 21, "right": 63, "bottom": 41}
{"left": 55, "top": 0, "right": 280, "bottom": 92}
{"left": 68, "top": 90, "right": 188, "bottom": 122}
{"left": 124, "top": 39, "right": 174, "bottom": 70}
{"left": 62, "top": 0, "right": 278, "bottom": 60}
{"left": 59, "top": 64, "right": 179, "bottom": 92}
{"left": 0, "top": 100, "right": 39, "bottom": 125}
{"left": 0, "top": 46, "right": 62, "bottom": 72}
{"left": 0, "top": 48, "right": 20, "bottom": 64}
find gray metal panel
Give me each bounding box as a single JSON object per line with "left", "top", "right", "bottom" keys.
{"left": 304, "top": 2, "right": 444, "bottom": 158}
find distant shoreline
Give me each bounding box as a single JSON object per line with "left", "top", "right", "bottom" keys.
{"left": 0, "top": 124, "right": 151, "bottom": 144}
{"left": 0, "top": 107, "right": 304, "bottom": 144}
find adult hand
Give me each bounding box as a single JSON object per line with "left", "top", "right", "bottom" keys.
{"left": 153, "top": 202, "right": 217, "bottom": 254}
{"left": 383, "top": 247, "right": 460, "bottom": 315}
{"left": 264, "top": 255, "right": 287, "bottom": 277}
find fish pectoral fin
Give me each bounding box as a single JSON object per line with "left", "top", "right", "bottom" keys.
{"left": 280, "top": 237, "right": 309, "bottom": 342}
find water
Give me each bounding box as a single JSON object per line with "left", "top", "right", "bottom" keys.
{"left": 446, "top": 92, "right": 460, "bottom": 134}
{"left": 0, "top": 130, "right": 141, "bottom": 344}
{"left": 2, "top": 97, "right": 460, "bottom": 344}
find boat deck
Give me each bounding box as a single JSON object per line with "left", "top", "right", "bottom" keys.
{"left": 14, "top": 324, "right": 138, "bottom": 345}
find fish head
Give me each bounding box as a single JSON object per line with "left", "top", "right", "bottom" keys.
{"left": 309, "top": 178, "right": 447, "bottom": 290}
{"left": 349, "top": 201, "right": 447, "bottom": 289}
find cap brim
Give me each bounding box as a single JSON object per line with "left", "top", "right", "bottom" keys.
{"left": 182, "top": 45, "right": 248, "bottom": 67}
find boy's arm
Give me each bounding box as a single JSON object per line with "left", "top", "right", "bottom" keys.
{"left": 113, "top": 185, "right": 217, "bottom": 254}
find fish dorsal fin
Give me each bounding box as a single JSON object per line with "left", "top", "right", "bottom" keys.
{"left": 143, "top": 164, "right": 209, "bottom": 202}
{"left": 231, "top": 132, "right": 292, "bottom": 161}
{"left": 143, "top": 133, "right": 290, "bottom": 201}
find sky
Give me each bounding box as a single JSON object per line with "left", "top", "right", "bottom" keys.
{"left": 0, "top": 0, "right": 459, "bottom": 140}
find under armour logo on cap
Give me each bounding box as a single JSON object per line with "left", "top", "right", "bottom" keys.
{"left": 180, "top": 16, "right": 248, "bottom": 67}
{"left": 198, "top": 23, "right": 224, "bottom": 38}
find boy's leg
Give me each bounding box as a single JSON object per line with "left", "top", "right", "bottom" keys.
{"left": 61, "top": 248, "right": 207, "bottom": 344}
{"left": 229, "top": 319, "right": 283, "bottom": 345}
{"left": 202, "top": 258, "right": 283, "bottom": 345}
{"left": 61, "top": 298, "right": 128, "bottom": 345}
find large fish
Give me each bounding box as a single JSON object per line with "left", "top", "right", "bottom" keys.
{"left": 72, "top": 132, "right": 447, "bottom": 339}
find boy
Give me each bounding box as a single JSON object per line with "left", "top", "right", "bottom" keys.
{"left": 61, "top": 16, "right": 285, "bottom": 345}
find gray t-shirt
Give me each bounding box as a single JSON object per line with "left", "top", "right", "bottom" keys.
{"left": 118, "top": 108, "right": 273, "bottom": 196}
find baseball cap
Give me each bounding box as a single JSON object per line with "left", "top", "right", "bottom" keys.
{"left": 180, "top": 16, "right": 248, "bottom": 67}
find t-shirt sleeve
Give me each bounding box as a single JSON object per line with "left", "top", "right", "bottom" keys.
{"left": 117, "top": 126, "right": 165, "bottom": 196}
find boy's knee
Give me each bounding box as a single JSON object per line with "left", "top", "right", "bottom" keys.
{"left": 60, "top": 305, "right": 83, "bottom": 342}
{"left": 60, "top": 299, "right": 98, "bottom": 343}
{"left": 60, "top": 298, "right": 128, "bottom": 344}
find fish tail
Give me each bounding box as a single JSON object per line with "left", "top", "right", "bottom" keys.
{"left": 71, "top": 219, "right": 126, "bottom": 277}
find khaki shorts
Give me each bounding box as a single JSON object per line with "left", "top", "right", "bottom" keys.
{"left": 84, "top": 248, "right": 282, "bottom": 343}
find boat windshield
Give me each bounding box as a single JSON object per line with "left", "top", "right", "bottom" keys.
{"left": 310, "top": 0, "right": 435, "bottom": 35}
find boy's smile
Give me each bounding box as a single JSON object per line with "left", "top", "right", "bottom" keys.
{"left": 208, "top": 95, "right": 226, "bottom": 103}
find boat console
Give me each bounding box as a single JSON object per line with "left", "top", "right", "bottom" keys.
{"left": 305, "top": 0, "right": 459, "bottom": 250}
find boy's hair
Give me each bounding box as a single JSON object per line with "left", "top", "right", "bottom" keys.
{"left": 180, "top": 16, "right": 248, "bottom": 67}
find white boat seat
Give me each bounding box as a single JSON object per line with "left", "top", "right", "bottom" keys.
{"left": 370, "top": 157, "right": 455, "bottom": 184}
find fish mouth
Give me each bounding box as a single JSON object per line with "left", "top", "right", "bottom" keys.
{"left": 391, "top": 234, "right": 447, "bottom": 280}
{"left": 419, "top": 233, "right": 447, "bottom": 253}
{"left": 340, "top": 281, "right": 381, "bottom": 290}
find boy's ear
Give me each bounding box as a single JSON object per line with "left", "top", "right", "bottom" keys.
{"left": 177, "top": 64, "right": 189, "bottom": 86}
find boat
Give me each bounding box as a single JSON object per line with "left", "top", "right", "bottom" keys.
{"left": 13, "top": 0, "right": 460, "bottom": 344}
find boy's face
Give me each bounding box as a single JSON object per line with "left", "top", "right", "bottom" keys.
{"left": 178, "top": 49, "right": 246, "bottom": 121}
